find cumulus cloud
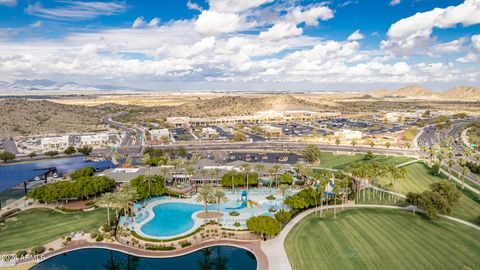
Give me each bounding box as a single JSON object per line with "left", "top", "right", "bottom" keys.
{"left": 431, "top": 38, "right": 466, "bottom": 54}
{"left": 347, "top": 30, "right": 364, "bottom": 41}
{"left": 25, "top": 1, "right": 126, "bottom": 21}
{"left": 194, "top": 10, "right": 243, "bottom": 35}
{"left": 132, "top": 17, "right": 160, "bottom": 28}
{"left": 0, "top": 0, "right": 16, "bottom": 7}
{"left": 472, "top": 34, "right": 480, "bottom": 50}
{"left": 207, "top": 0, "right": 274, "bottom": 13}
{"left": 381, "top": 0, "right": 480, "bottom": 55}
{"left": 187, "top": 0, "right": 203, "bottom": 12}
{"left": 259, "top": 23, "right": 302, "bottom": 40}
{"left": 284, "top": 4, "right": 334, "bottom": 26}
{"left": 456, "top": 53, "right": 478, "bottom": 63}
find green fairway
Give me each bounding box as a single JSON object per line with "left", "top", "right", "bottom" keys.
{"left": 317, "top": 152, "right": 414, "bottom": 170}
{"left": 375, "top": 162, "right": 480, "bottom": 224}
{"left": 285, "top": 208, "right": 480, "bottom": 270}
{"left": 0, "top": 208, "right": 105, "bottom": 252}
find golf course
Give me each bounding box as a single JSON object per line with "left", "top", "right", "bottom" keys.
{"left": 0, "top": 208, "right": 105, "bottom": 252}
{"left": 285, "top": 208, "right": 480, "bottom": 270}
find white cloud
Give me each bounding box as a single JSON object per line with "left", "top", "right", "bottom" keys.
{"left": 381, "top": 0, "right": 480, "bottom": 55}
{"left": 285, "top": 4, "right": 334, "bottom": 26}
{"left": 389, "top": 0, "right": 400, "bottom": 6}
{"left": 0, "top": 0, "right": 16, "bottom": 7}
{"left": 187, "top": 0, "right": 203, "bottom": 12}
{"left": 472, "top": 34, "right": 480, "bottom": 50}
{"left": 456, "top": 53, "right": 478, "bottom": 63}
{"left": 208, "top": 0, "right": 274, "bottom": 13}
{"left": 132, "top": 17, "right": 160, "bottom": 29}
{"left": 30, "top": 21, "right": 43, "bottom": 28}
{"left": 194, "top": 10, "right": 242, "bottom": 35}
{"left": 25, "top": 1, "right": 127, "bottom": 21}
{"left": 431, "top": 38, "right": 466, "bottom": 53}
{"left": 347, "top": 30, "right": 364, "bottom": 41}
{"left": 259, "top": 23, "right": 302, "bottom": 40}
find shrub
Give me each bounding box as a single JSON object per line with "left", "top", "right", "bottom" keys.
{"left": 102, "top": 223, "right": 112, "bottom": 232}
{"left": 90, "top": 232, "right": 98, "bottom": 239}
{"left": 233, "top": 221, "right": 241, "bottom": 227}
{"left": 180, "top": 241, "right": 192, "bottom": 248}
{"left": 31, "top": 246, "right": 45, "bottom": 255}
{"left": 16, "top": 250, "right": 27, "bottom": 258}
{"left": 146, "top": 245, "right": 176, "bottom": 251}
{"left": 229, "top": 211, "right": 240, "bottom": 216}
{"left": 96, "top": 235, "right": 104, "bottom": 242}
{"left": 265, "top": 194, "right": 275, "bottom": 200}
{"left": 268, "top": 207, "right": 276, "bottom": 212}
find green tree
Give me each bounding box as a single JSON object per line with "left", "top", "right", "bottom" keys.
{"left": 130, "top": 175, "right": 166, "bottom": 199}
{"left": 116, "top": 184, "right": 138, "bottom": 220}
{"left": 233, "top": 132, "right": 247, "bottom": 141}
{"left": 335, "top": 137, "right": 341, "bottom": 147}
{"left": 0, "top": 151, "right": 15, "bottom": 163}
{"left": 212, "top": 189, "right": 227, "bottom": 214}
{"left": 246, "top": 216, "right": 281, "bottom": 237}
{"left": 303, "top": 144, "right": 321, "bottom": 164}
{"left": 274, "top": 209, "right": 292, "bottom": 224}
{"left": 195, "top": 184, "right": 213, "bottom": 215}
{"left": 44, "top": 151, "right": 59, "bottom": 157}
{"left": 77, "top": 145, "right": 93, "bottom": 156}
{"left": 63, "top": 146, "right": 76, "bottom": 156}
{"left": 70, "top": 167, "right": 95, "bottom": 179}
{"left": 277, "top": 184, "right": 289, "bottom": 210}
{"left": 96, "top": 192, "right": 117, "bottom": 226}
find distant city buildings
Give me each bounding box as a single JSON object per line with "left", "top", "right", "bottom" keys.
{"left": 167, "top": 110, "right": 340, "bottom": 127}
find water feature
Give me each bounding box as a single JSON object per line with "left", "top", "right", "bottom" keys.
{"left": 30, "top": 246, "right": 257, "bottom": 270}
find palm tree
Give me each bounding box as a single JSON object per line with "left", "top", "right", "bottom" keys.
{"left": 460, "top": 165, "right": 469, "bottom": 190}
{"left": 116, "top": 184, "right": 138, "bottom": 223}
{"left": 159, "top": 166, "right": 171, "bottom": 188}
{"left": 195, "top": 184, "right": 213, "bottom": 216}
{"left": 96, "top": 192, "right": 116, "bottom": 226}
{"left": 142, "top": 175, "right": 155, "bottom": 197}
{"left": 277, "top": 184, "right": 289, "bottom": 210}
{"left": 254, "top": 163, "right": 265, "bottom": 181}
{"left": 385, "top": 142, "right": 391, "bottom": 155}
{"left": 369, "top": 140, "right": 375, "bottom": 148}
{"left": 351, "top": 139, "right": 357, "bottom": 149}
{"left": 212, "top": 189, "right": 228, "bottom": 214}
{"left": 447, "top": 159, "right": 455, "bottom": 180}
{"left": 267, "top": 167, "right": 275, "bottom": 193}
{"left": 241, "top": 163, "right": 251, "bottom": 190}
{"left": 272, "top": 164, "right": 281, "bottom": 188}
{"left": 335, "top": 137, "right": 341, "bottom": 147}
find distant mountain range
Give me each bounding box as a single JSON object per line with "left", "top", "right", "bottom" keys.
{"left": 370, "top": 85, "right": 480, "bottom": 101}
{"left": 0, "top": 79, "right": 139, "bottom": 92}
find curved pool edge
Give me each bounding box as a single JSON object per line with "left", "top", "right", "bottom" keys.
{"left": 21, "top": 239, "right": 268, "bottom": 270}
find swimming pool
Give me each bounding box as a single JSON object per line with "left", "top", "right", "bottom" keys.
{"left": 140, "top": 202, "right": 213, "bottom": 238}
{"left": 31, "top": 246, "right": 257, "bottom": 270}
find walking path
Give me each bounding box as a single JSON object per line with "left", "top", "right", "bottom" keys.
{"left": 260, "top": 204, "right": 480, "bottom": 270}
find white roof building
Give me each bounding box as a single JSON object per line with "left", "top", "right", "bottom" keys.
{"left": 41, "top": 136, "right": 69, "bottom": 151}
{"left": 78, "top": 133, "right": 109, "bottom": 147}
{"left": 334, "top": 129, "right": 362, "bottom": 141}
{"left": 149, "top": 129, "right": 171, "bottom": 141}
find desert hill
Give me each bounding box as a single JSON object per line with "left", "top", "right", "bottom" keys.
{"left": 441, "top": 86, "right": 480, "bottom": 101}
{"left": 0, "top": 99, "right": 110, "bottom": 138}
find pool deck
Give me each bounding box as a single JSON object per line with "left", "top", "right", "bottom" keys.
{"left": 13, "top": 239, "right": 268, "bottom": 270}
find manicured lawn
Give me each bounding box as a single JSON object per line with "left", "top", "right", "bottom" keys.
{"left": 375, "top": 162, "right": 480, "bottom": 224}
{"left": 318, "top": 152, "right": 414, "bottom": 170}
{"left": 0, "top": 208, "right": 106, "bottom": 252}
{"left": 285, "top": 208, "right": 480, "bottom": 270}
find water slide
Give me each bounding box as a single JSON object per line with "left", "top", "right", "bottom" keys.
{"left": 250, "top": 200, "right": 263, "bottom": 210}
{"left": 226, "top": 200, "right": 247, "bottom": 210}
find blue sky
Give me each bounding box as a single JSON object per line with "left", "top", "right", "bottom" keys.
{"left": 0, "top": 0, "right": 479, "bottom": 91}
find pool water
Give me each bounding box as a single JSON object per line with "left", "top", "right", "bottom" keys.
{"left": 140, "top": 202, "right": 214, "bottom": 237}
{"left": 31, "top": 246, "right": 257, "bottom": 270}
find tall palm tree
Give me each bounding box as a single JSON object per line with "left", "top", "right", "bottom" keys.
{"left": 97, "top": 192, "right": 116, "bottom": 226}
{"left": 142, "top": 175, "right": 155, "bottom": 197}
{"left": 116, "top": 184, "right": 138, "bottom": 223}
{"left": 447, "top": 159, "right": 455, "bottom": 180}
{"left": 369, "top": 140, "right": 375, "bottom": 148}
{"left": 159, "top": 166, "right": 171, "bottom": 188}
{"left": 385, "top": 142, "right": 391, "bottom": 155}
{"left": 267, "top": 167, "right": 276, "bottom": 193}
{"left": 272, "top": 164, "right": 281, "bottom": 188}
{"left": 241, "top": 163, "right": 251, "bottom": 190}
{"left": 212, "top": 189, "right": 228, "bottom": 213}
{"left": 335, "top": 137, "right": 341, "bottom": 147}
{"left": 277, "top": 184, "right": 289, "bottom": 210}
{"left": 195, "top": 184, "right": 213, "bottom": 215}
{"left": 460, "top": 165, "right": 469, "bottom": 190}
{"left": 351, "top": 139, "right": 357, "bottom": 149}
{"left": 254, "top": 163, "right": 265, "bottom": 181}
